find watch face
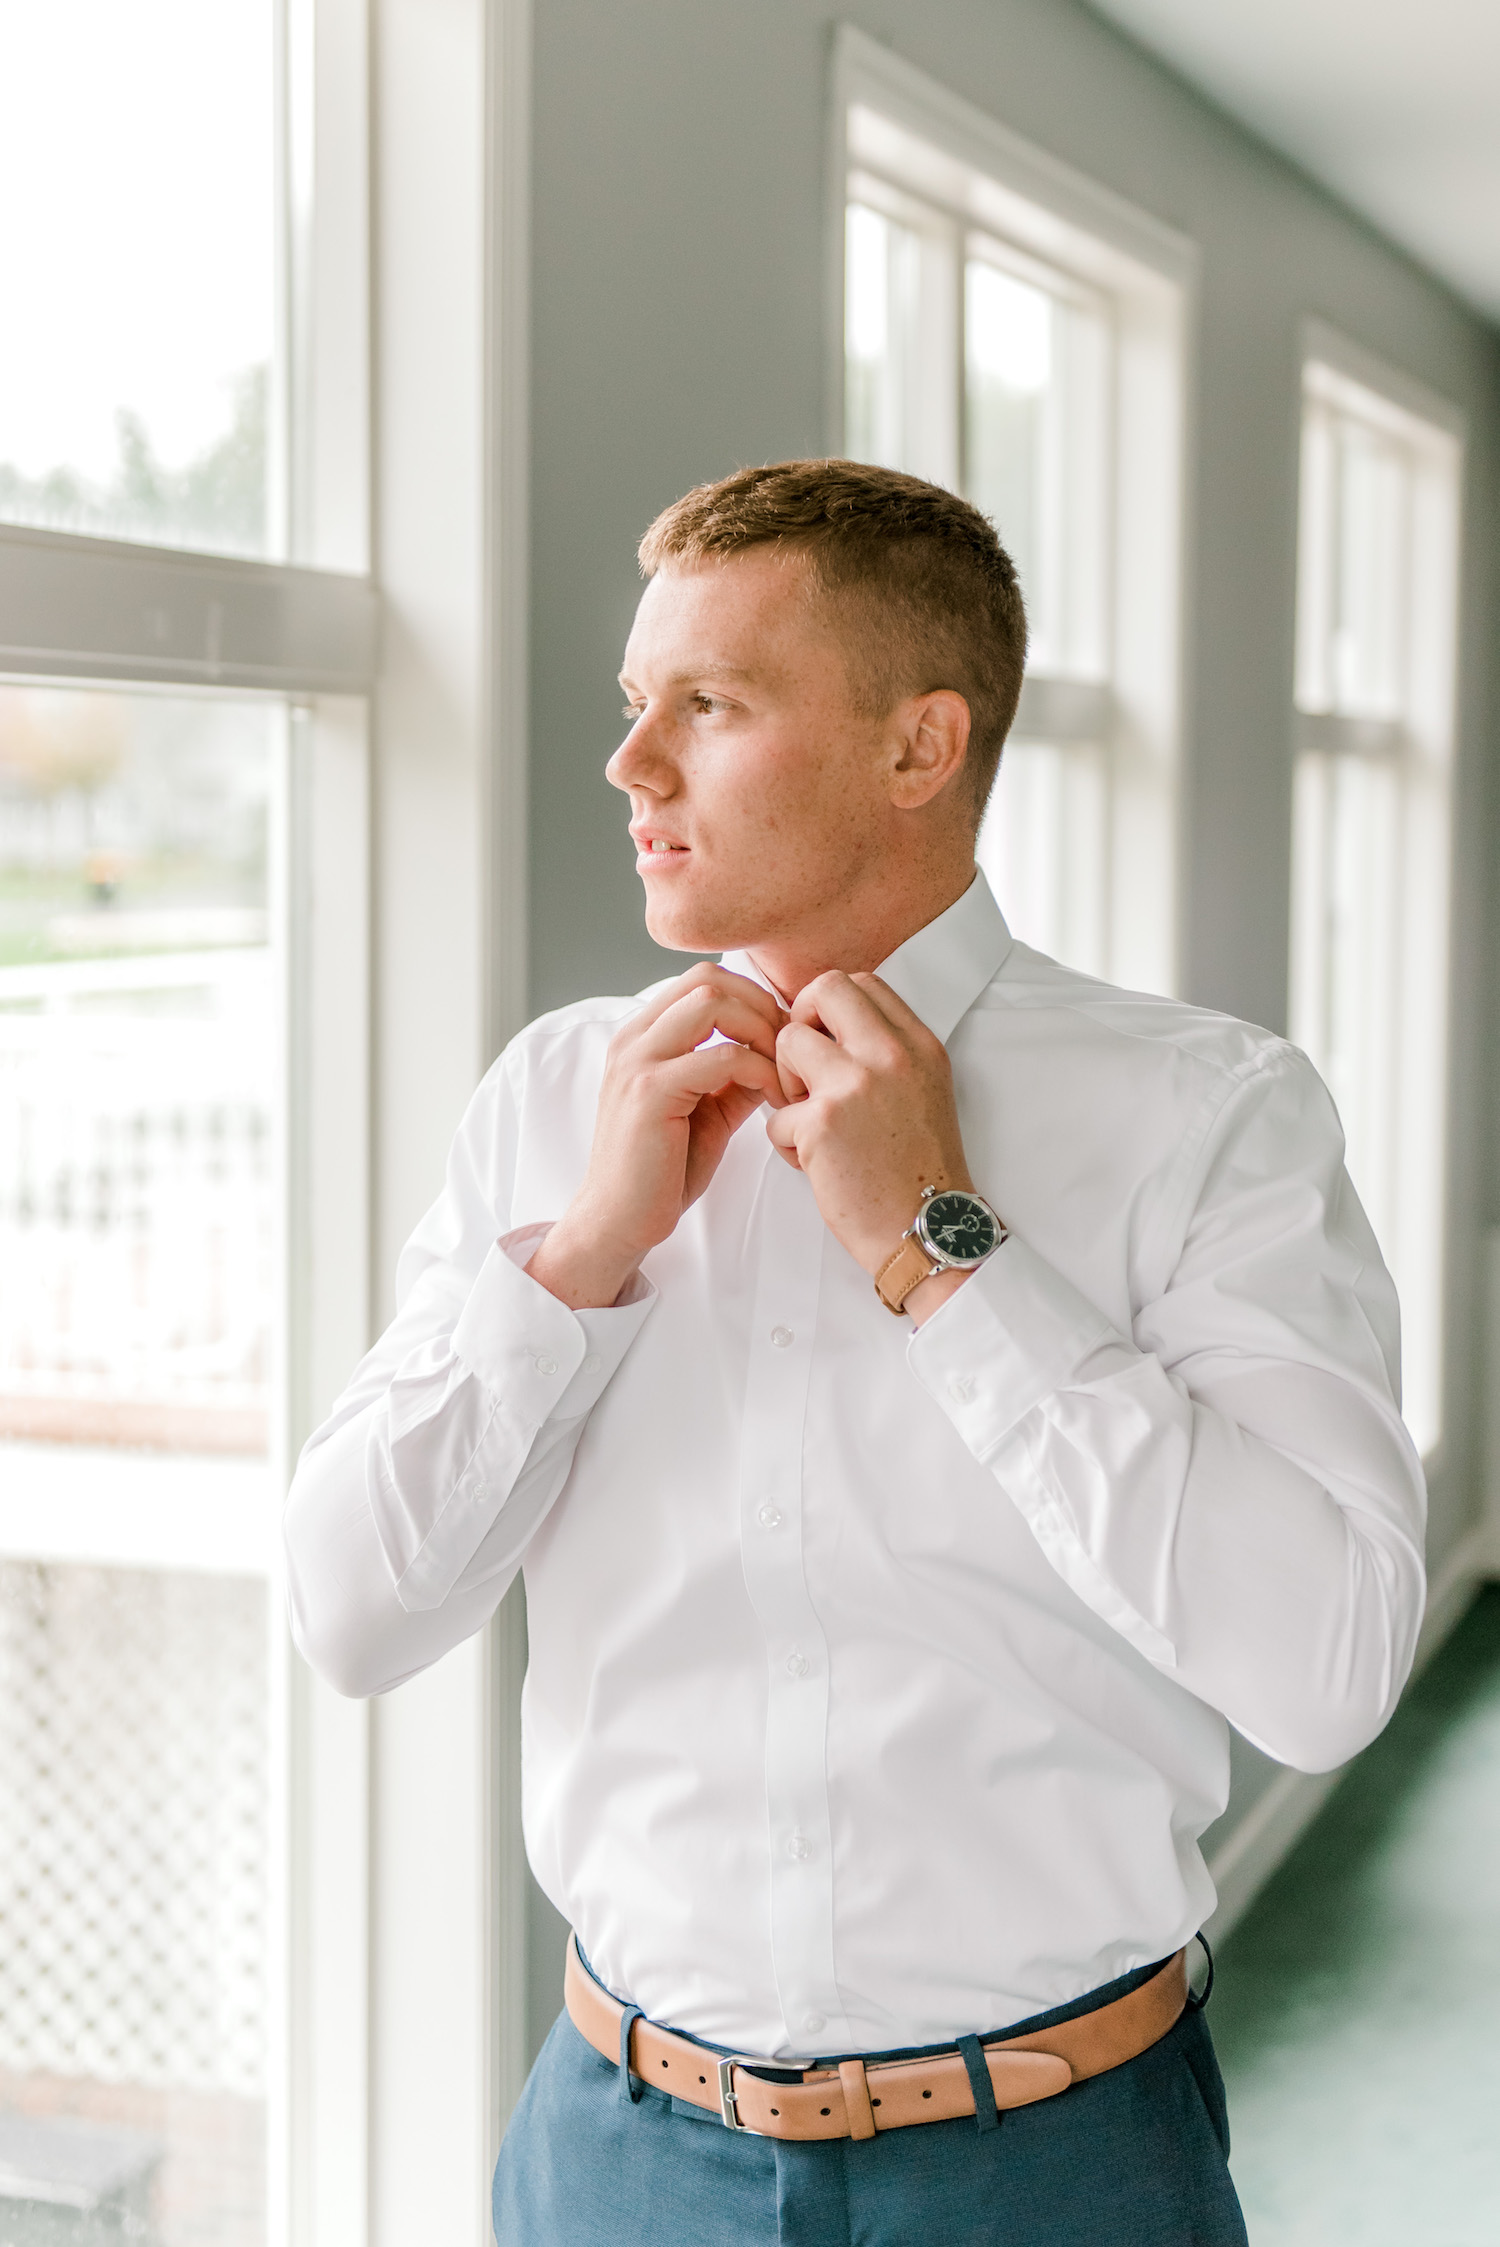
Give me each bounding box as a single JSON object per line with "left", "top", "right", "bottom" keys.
{"left": 920, "top": 1191, "right": 999, "bottom": 1264}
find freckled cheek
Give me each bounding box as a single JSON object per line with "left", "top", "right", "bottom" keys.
{"left": 721, "top": 785, "right": 796, "bottom": 848}
{"left": 760, "top": 754, "right": 842, "bottom": 842}
{"left": 692, "top": 742, "right": 846, "bottom": 857}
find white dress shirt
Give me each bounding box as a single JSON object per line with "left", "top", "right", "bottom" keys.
{"left": 284, "top": 872, "right": 1426, "bottom": 2059}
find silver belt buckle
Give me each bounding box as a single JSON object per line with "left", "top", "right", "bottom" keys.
{"left": 716, "top": 2055, "right": 764, "bottom": 2132}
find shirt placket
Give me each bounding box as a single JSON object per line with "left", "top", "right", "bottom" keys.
{"left": 736, "top": 1153, "right": 847, "bottom": 2054}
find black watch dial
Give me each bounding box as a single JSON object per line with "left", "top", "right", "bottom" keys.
{"left": 920, "top": 1191, "right": 999, "bottom": 1264}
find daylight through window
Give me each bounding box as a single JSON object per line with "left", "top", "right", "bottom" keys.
{"left": 0, "top": 0, "right": 277, "bottom": 559}
{"left": 841, "top": 95, "right": 1186, "bottom": 994}
{"left": 1289, "top": 354, "right": 1461, "bottom": 1457}
{"left": 0, "top": 7, "right": 292, "bottom": 2238}
{"left": 0, "top": 680, "right": 283, "bottom": 2244}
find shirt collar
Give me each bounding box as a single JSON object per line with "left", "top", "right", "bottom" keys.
{"left": 721, "top": 869, "right": 1012, "bottom": 1046}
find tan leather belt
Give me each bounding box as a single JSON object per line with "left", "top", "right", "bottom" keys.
{"left": 564, "top": 1932, "right": 1188, "bottom": 2141}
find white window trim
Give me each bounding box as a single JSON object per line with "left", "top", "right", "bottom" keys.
{"left": 0, "top": 5, "right": 382, "bottom": 2241}
{"left": 283, "top": 4, "right": 535, "bottom": 2233}
{"left": 1289, "top": 319, "right": 1464, "bottom": 1467}
{"left": 280, "top": 697, "right": 373, "bottom": 2247}
{"left": 828, "top": 24, "right": 1197, "bottom": 996}
{"left": 488, "top": 0, "right": 534, "bottom": 2171}
{"left": 361, "top": 1, "right": 534, "bottom": 2241}
{"left": 0, "top": 702, "right": 376, "bottom": 2247}
{"left": 0, "top": 524, "right": 376, "bottom": 689}
{"left": 1299, "top": 317, "right": 1467, "bottom": 457}
{"left": 0, "top": 0, "right": 539, "bottom": 2232}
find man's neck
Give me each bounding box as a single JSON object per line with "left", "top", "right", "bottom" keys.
{"left": 743, "top": 861, "right": 977, "bottom": 1006}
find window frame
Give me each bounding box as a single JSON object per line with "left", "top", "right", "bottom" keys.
{"left": 0, "top": 5, "right": 376, "bottom": 2242}
{"left": 3, "top": 3, "right": 535, "bottom": 2239}
{"left": 1289, "top": 320, "right": 1464, "bottom": 1466}
{"left": 829, "top": 25, "right": 1196, "bottom": 996}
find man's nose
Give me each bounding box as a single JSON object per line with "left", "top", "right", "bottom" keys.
{"left": 606, "top": 708, "right": 675, "bottom": 794}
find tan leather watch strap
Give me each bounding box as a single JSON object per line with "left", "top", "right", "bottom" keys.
{"left": 563, "top": 1932, "right": 1189, "bottom": 2141}
{"left": 874, "top": 1234, "right": 939, "bottom": 1315}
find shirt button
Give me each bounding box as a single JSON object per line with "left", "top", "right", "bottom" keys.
{"left": 787, "top": 1831, "right": 811, "bottom": 1861}
{"left": 803, "top": 2013, "right": 826, "bottom": 2037}
{"left": 758, "top": 1505, "right": 783, "bottom": 1529}
{"left": 534, "top": 1354, "right": 558, "bottom": 1376}
{"left": 786, "top": 1652, "right": 810, "bottom": 1678}
{"left": 770, "top": 1325, "right": 794, "bottom": 1348}
{"left": 949, "top": 1374, "right": 974, "bottom": 1403}
{"left": 581, "top": 1354, "right": 601, "bottom": 1376}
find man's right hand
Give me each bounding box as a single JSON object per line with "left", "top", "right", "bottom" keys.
{"left": 527, "top": 964, "right": 788, "bottom": 1309}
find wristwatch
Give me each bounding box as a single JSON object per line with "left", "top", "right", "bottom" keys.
{"left": 874, "top": 1184, "right": 1009, "bottom": 1316}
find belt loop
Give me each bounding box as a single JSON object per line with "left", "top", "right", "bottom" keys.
{"left": 1186, "top": 1934, "right": 1215, "bottom": 2013}
{"left": 618, "top": 2003, "right": 645, "bottom": 2104}
{"left": 838, "top": 2058, "right": 877, "bottom": 2142}
{"left": 957, "top": 2034, "right": 1000, "bottom": 2134}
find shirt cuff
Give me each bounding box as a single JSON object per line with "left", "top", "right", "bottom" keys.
{"left": 906, "top": 1233, "right": 1116, "bottom": 1456}
{"left": 451, "top": 1223, "right": 656, "bottom": 1422}
{"left": 387, "top": 1227, "right": 656, "bottom": 1613}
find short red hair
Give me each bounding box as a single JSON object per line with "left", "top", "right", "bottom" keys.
{"left": 639, "top": 458, "right": 1027, "bottom": 814}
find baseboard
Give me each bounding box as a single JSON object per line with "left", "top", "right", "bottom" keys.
{"left": 1413, "top": 1518, "right": 1496, "bottom": 1673}
{"left": 1201, "top": 1766, "right": 1340, "bottom": 1949}
{"left": 1202, "top": 1520, "right": 1495, "bottom": 1947}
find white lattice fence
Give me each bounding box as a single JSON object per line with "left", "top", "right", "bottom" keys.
{"left": 0, "top": 1561, "right": 268, "bottom": 2097}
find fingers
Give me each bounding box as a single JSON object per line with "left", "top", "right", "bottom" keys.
{"left": 846, "top": 972, "right": 934, "bottom": 1044}
{"left": 774, "top": 1020, "right": 819, "bottom": 1103}
{"left": 763, "top": 1101, "right": 804, "bottom": 1167}
{"left": 631, "top": 958, "right": 775, "bottom": 1026}
{"left": 775, "top": 1018, "right": 844, "bottom": 1102}
{"left": 633, "top": 974, "right": 787, "bottom": 1064}
{"left": 788, "top": 970, "right": 864, "bottom": 1031}
{"left": 788, "top": 970, "right": 909, "bottom": 1061}
{"left": 657, "top": 1040, "right": 786, "bottom": 1111}
{"left": 676, "top": 961, "right": 787, "bottom": 1038}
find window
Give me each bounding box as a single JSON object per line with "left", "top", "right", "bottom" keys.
{"left": 0, "top": 1, "right": 277, "bottom": 559}
{"left": 835, "top": 31, "right": 1191, "bottom": 994}
{"left": 0, "top": 685, "right": 280, "bottom": 2237}
{"left": 1290, "top": 343, "right": 1461, "bottom": 1458}
{"left": 0, "top": 6, "right": 373, "bottom": 2241}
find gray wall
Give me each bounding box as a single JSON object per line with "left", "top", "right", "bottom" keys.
{"left": 519, "top": 0, "right": 1500, "bottom": 2026}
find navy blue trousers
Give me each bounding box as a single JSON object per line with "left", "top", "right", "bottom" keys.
{"left": 492, "top": 1967, "right": 1248, "bottom": 2246}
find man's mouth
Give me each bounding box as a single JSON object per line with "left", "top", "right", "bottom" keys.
{"left": 634, "top": 833, "right": 691, "bottom": 868}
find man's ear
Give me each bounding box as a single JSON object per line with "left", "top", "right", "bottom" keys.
{"left": 887, "top": 690, "right": 971, "bottom": 810}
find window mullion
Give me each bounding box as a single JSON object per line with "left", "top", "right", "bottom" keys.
{"left": 0, "top": 524, "right": 377, "bottom": 695}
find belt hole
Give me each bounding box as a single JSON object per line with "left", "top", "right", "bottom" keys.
{"left": 871, "top": 2098, "right": 881, "bottom": 2108}
{"left": 661, "top": 2061, "right": 668, "bottom": 2069}
{"left": 770, "top": 2107, "right": 779, "bottom": 2117}
{"left": 922, "top": 2089, "right": 932, "bottom": 2100}
{"left": 820, "top": 2107, "right": 830, "bottom": 2116}
{"left": 698, "top": 2074, "right": 706, "bottom": 2084}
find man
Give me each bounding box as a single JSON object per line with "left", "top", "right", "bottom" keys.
{"left": 285, "top": 461, "right": 1426, "bottom": 2245}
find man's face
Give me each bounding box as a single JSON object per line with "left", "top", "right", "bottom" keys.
{"left": 608, "top": 549, "right": 894, "bottom": 957}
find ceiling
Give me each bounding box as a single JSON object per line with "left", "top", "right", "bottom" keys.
{"left": 1085, "top": 0, "right": 1500, "bottom": 325}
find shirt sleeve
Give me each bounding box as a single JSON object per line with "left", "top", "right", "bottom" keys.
{"left": 282, "top": 1055, "right": 655, "bottom": 1698}
{"left": 908, "top": 1043, "right": 1427, "bottom": 1774}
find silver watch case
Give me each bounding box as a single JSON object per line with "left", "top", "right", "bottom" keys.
{"left": 910, "top": 1184, "right": 1008, "bottom": 1272}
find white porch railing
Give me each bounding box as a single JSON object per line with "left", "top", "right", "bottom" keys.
{"left": 0, "top": 948, "right": 274, "bottom": 1455}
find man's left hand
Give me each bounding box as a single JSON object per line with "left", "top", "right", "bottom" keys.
{"left": 766, "top": 972, "right": 976, "bottom": 1319}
